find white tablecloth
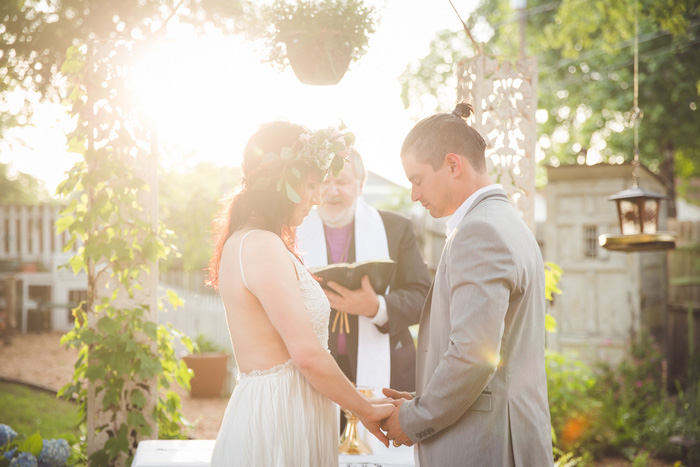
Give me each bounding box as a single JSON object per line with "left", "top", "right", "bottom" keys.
{"left": 132, "top": 440, "right": 415, "bottom": 467}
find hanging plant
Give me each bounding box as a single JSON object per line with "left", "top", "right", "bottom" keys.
{"left": 249, "top": 0, "right": 378, "bottom": 85}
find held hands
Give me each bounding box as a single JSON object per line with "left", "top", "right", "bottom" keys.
{"left": 325, "top": 275, "right": 379, "bottom": 318}
{"left": 381, "top": 388, "right": 415, "bottom": 447}
{"left": 357, "top": 402, "right": 394, "bottom": 448}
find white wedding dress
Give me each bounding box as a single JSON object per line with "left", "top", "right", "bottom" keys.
{"left": 211, "top": 233, "right": 338, "bottom": 467}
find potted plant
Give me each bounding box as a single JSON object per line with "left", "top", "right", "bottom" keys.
{"left": 250, "top": 0, "right": 378, "bottom": 85}
{"left": 182, "top": 333, "right": 230, "bottom": 398}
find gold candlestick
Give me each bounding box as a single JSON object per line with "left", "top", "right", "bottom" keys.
{"left": 338, "top": 388, "right": 374, "bottom": 455}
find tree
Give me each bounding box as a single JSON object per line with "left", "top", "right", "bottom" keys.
{"left": 0, "top": 0, "right": 244, "bottom": 97}
{"left": 0, "top": 162, "right": 52, "bottom": 204}
{"left": 400, "top": 0, "right": 700, "bottom": 214}
{"left": 159, "top": 161, "right": 241, "bottom": 274}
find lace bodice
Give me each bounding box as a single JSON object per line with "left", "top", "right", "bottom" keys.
{"left": 290, "top": 252, "right": 331, "bottom": 349}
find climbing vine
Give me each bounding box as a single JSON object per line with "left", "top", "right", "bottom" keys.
{"left": 56, "top": 40, "right": 193, "bottom": 466}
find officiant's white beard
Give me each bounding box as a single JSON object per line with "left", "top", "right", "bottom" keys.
{"left": 317, "top": 201, "right": 356, "bottom": 228}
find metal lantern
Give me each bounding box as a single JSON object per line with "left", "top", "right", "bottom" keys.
{"left": 599, "top": 185, "right": 676, "bottom": 252}
{"left": 598, "top": 0, "right": 675, "bottom": 253}
{"left": 609, "top": 186, "right": 664, "bottom": 235}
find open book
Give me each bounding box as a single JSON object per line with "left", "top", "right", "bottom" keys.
{"left": 309, "top": 258, "right": 396, "bottom": 294}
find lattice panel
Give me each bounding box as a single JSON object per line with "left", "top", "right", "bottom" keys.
{"left": 457, "top": 54, "right": 538, "bottom": 232}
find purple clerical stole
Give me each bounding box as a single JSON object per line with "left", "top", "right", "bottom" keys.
{"left": 323, "top": 222, "right": 354, "bottom": 355}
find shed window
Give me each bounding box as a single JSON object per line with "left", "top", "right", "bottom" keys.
{"left": 584, "top": 225, "right": 598, "bottom": 258}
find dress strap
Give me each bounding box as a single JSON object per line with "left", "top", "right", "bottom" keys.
{"left": 239, "top": 230, "right": 261, "bottom": 293}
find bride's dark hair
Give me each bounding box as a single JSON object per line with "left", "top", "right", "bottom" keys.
{"left": 207, "top": 121, "right": 323, "bottom": 289}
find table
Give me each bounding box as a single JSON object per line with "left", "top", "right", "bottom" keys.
{"left": 132, "top": 440, "right": 415, "bottom": 467}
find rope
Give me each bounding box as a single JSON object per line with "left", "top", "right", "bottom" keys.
{"left": 448, "top": 0, "right": 481, "bottom": 53}
{"left": 631, "top": 0, "right": 641, "bottom": 187}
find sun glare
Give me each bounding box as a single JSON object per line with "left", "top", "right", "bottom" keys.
{"left": 130, "top": 34, "right": 274, "bottom": 168}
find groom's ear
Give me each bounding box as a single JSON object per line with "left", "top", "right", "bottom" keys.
{"left": 444, "top": 153, "right": 463, "bottom": 177}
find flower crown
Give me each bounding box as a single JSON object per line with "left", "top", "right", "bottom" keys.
{"left": 250, "top": 125, "right": 355, "bottom": 203}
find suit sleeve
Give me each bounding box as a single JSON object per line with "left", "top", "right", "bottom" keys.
{"left": 380, "top": 213, "right": 432, "bottom": 338}
{"left": 399, "top": 219, "right": 517, "bottom": 441}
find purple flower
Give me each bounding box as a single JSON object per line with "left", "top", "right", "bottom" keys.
{"left": 9, "top": 452, "right": 38, "bottom": 467}
{"left": 4, "top": 448, "right": 18, "bottom": 460}
{"left": 0, "top": 424, "right": 18, "bottom": 446}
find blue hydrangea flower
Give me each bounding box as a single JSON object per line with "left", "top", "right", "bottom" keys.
{"left": 0, "top": 424, "right": 18, "bottom": 446}
{"left": 37, "top": 439, "right": 70, "bottom": 467}
{"left": 9, "top": 452, "right": 38, "bottom": 467}
{"left": 4, "top": 447, "right": 18, "bottom": 460}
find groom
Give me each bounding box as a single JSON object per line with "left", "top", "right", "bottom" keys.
{"left": 382, "top": 103, "right": 553, "bottom": 466}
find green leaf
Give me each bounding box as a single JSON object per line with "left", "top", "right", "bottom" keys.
{"left": 131, "top": 389, "right": 147, "bottom": 409}
{"left": 545, "top": 313, "right": 557, "bottom": 333}
{"left": 279, "top": 146, "right": 294, "bottom": 159}
{"left": 128, "top": 411, "right": 147, "bottom": 428}
{"left": 67, "top": 135, "right": 86, "bottom": 154}
{"left": 166, "top": 289, "right": 184, "bottom": 310}
{"left": 55, "top": 215, "right": 75, "bottom": 235}
{"left": 143, "top": 321, "right": 158, "bottom": 340}
{"left": 19, "top": 432, "right": 43, "bottom": 456}
{"left": 68, "top": 255, "right": 85, "bottom": 275}
{"left": 97, "top": 317, "right": 120, "bottom": 334}
{"left": 285, "top": 181, "right": 301, "bottom": 203}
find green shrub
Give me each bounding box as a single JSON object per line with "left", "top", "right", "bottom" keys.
{"left": 546, "top": 350, "right": 598, "bottom": 456}
{"left": 192, "top": 333, "right": 226, "bottom": 354}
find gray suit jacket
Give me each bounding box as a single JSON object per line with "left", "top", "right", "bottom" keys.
{"left": 399, "top": 189, "right": 553, "bottom": 466}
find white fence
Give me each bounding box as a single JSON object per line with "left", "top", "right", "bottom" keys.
{"left": 0, "top": 205, "right": 79, "bottom": 269}
{"left": 158, "top": 284, "right": 232, "bottom": 356}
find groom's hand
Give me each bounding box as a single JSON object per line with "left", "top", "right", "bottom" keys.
{"left": 325, "top": 276, "right": 379, "bottom": 318}
{"left": 382, "top": 387, "right": 413, "bottom": 402}
{"left": 380, "top": 399, "right": 414, "bottom": 447}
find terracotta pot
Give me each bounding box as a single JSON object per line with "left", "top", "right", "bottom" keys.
{"left": 183, "top": 353, "right": 229, "bottom": 398}
{"left": 19, "top": 262, "right": 38, "bottom": 273}
{"left": 283, "top": 30, "right": 353, "bottom": 85}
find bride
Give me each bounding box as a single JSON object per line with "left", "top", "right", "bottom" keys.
{"left": 207, "top": 121, "right": 393, "bottom": 466}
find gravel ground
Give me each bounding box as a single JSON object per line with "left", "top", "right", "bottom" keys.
{"left": 0, "top": 331, "right": 227, "bottom": 440}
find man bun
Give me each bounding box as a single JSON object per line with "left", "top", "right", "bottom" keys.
{"left": 452, "top": 102, "right": 474, "bottom": 120}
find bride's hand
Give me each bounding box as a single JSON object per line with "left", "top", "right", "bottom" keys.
{"left": 357, "top": 403, "right": 394, "bottom": 447}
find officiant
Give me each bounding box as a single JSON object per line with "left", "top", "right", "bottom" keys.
{"left": 296, "top": 148, "right": 431, "bottom": 395}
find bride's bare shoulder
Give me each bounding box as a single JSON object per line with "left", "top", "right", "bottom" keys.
{"left": 222, "top": 229, "right": 287, "bottom": 259}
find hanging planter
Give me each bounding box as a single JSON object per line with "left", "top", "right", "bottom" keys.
{"left": 250, "top": 0, "right": 377, "bottom": 86}
{"left": 283, "top": 29, "right": 353, "bottom": 85}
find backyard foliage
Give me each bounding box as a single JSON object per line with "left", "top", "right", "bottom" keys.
{"left": 54, "top": 40, "right": 195, "bottom": 465}
{"left": 0, "top": 163, "right": 52, "bottom": 205}
{"left": 400, "top": 0, "right": 700, "bottom": 210}
{"left": 0, "top": 383, "right": 80, "bottom": 443}
{"left": 546, "top": 331, "right": 700, "bottom": 464}
{"left": 0, "top": 422, "right": 80, "bottom": 467}
{"left": 159, "top": 162, "right": 241, "bottom": 274}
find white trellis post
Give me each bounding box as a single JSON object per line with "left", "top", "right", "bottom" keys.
{"left": 457, "top": 54, "right": 538, "bottom": 233}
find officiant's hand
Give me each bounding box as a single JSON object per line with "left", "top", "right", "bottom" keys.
{"left": 357, "top": 403, "right": 394, "bottom": 448}
{"left": 325, "top": 275, "right": 379, "bottom": 318}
